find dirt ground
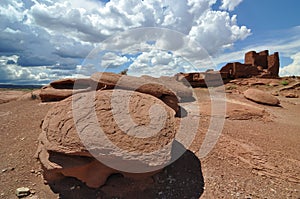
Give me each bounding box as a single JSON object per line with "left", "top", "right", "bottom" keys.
{"left": 0, "top": 77, "right": 299, "bottom": 199}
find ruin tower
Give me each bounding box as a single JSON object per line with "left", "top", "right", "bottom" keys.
{"left": 267, "top": 52, "right": 280, "bottom": 77}
{"left": 244, "top": 50, "right": 269, "bottom": 69}
{"left": 221, "top": 50, "right": 280, "bottom": 78}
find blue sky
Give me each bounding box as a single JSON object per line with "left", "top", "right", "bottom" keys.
{"left": 212, "top": 0, "right": 300, "bottom": 67}
{"left": 0, "top": 0, "right": 299, "bottom": 84}
{"left": 233, "top": 1, "right": 299, "bottom": 32}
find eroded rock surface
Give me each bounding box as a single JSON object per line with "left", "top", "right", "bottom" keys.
{"left": 40, "top": 78, "right": 91, "bottom": 102}
{"left": 40, "top": 73, "right": 194, "bottom": 115}
{"left": 36, "top": 89, "right": 177, "bottom": 188}
{"left": 90, "top": 72, "right": 183, "bottom": 113}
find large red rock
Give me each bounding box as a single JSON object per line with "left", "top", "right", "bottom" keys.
{"left": 50, "top": 78, "right": 91, "bottom": 89}
{"left": 39, "top": 85, "right": 73, "bottom": 102}
{"left": 244, "top": 88, "right": 280, "bottom": 106}
{"left": 90, "top": 72, "right": 175, "bottom": 97}
{"left": 141, "top": 75, "right": 194, "bottom": 102}
{"left": 90, "top": 72, "right": 180, "bottom": 113}
{"left": 40, "top": 73, "right": 196, "bottom": 114}
{"left": 36, "top": 89, "right": 177, "bottom": 188}
{"left": 40, "top": 78, "right": 91, "bottom": 102}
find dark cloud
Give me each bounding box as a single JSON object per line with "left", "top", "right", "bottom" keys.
{"left": 53, "top": 45, "right": 93, "bottom": 59}
{"left": 17, "top": 54, "right": 57, "bottom": 67}
{"left": 0, "top": 32, "right": 24, "bottom": 53}
{"left": 6, "top": 60, "right": 16, "bottom": 64}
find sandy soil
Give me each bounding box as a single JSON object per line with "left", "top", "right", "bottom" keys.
{"left": 0, "top": 78, "right": 299, "bottom": 199}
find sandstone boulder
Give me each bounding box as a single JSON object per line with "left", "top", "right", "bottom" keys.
{"left": 36, "top": 89, "right": 177, "bottom": 188}
{"left": 244, "top": 89, "right": 280, "bottom": 106}
{"left": 40, "top": 85, "right": 91, "bottom": 102}
{"left": 90, "top": 72, "right": 180, "bottom": 113}
{"left": 141, "top": 75, "right": 194, "bottom": 102}
{"left": 40, "top": 73, "right": 194, "bottom": 114}
{"left": 90, "top": 72, "right": 176, "bottom": 97}
{"left": 40, "top": 78, "right": 92, "bottom": 102}
{"left": 39, "top": 85, "right": 73, "bottom": 102}
{"left": 50, "top": 78, "right": 91, "bottom": 89}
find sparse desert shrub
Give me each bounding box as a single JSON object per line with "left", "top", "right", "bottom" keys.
{"left": 119, "top": 69, "right": 128, "bottom": 75}
{"left": 31, "top": 92, "right": 37, "bottom": 100}
{"left": 226, "top": 85, "right": 237, "bottom": 90}
{"left": 280, "top": 80, "right": 289, "bottom": 86}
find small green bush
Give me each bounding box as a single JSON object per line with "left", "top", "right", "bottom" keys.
{"left": 119, "top": 69, "right": 128, "bottom": 75}
{"left": 226, "top": 85, "right": 237, "bottom": 90}
{"left": 280, "top": 80, "right": 289, "bottom": 86}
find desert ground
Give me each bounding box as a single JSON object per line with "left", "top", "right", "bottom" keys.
{"left": 0, "top": 77, "right": 299, "bottom": 199}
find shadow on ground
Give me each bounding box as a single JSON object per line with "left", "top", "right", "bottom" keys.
{"left": 48, "top": 141, "right": 204, "bottom": 199}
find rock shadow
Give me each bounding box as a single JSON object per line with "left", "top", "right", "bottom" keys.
{"left": 48, "top": 141, "right": 204, "bottom": 199}
{"left": 176, "top": 106, "right": 188, "bottom": 118}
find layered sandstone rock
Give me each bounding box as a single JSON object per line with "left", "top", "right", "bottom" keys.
{"left": 36, "top": 89, "right": 177, "bottom": 188}
{"left": 40, "top": 85, "right": 73, "bottom": 102}
{"left": 40, "top": 73, "right": 194, "bottom": 115}
{"left": 90, "top": 72, "right": 185, "bottom": 113}
{"left": 140, "top": 75, "right": 194, "bottom": 102}
{"left": 40, "top": 78, "right": 91, "bottom": 102}
{"left": 50, "top": 78, "right": 91, "bottom": 89}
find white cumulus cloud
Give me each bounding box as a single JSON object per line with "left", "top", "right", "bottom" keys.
{"left": 280, "top": 52, "right": 300, "bottom": 77}
{"left": 101, "top": 52, "right": 129, "bottom": 68}
{"left": 0, "top": 0, "right": 251, "bottom": 83}
{"left": 128, "top": 49, "right": 196, "bottom": 77}
{"left": 219, "top": 0, "right": 243, "bottom": 11}
{"left": 0, "top": 55, "right": 57, "bottom": 84}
